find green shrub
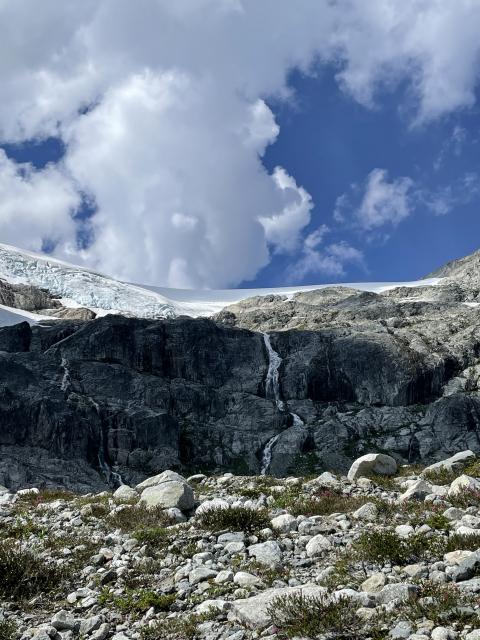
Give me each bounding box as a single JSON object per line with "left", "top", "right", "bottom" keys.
{"left": 14, "top": 488, "right": 75, "bottom": 508}
{"left": 108, "top": 504, "right": 172, "bottom": 533}
{"left": 135, "top": 527, "right": 170, "bottom": 548}
{"left": 0, "top": 541, "right": 64, "bottom": 600}
{"left": 0, "top": 620, "right": 17, "bottom": 640}
{"left": 0, "top": 517, "right": 46, "bottom": 540}
{"left": 401, "top": 582, "right": 476, "bottom": 625}
{"left": 267, "top": 592, "right": 385, "bottom": 639}
{"left": 353, "top": 530, "right": 444, "bottom": 566}
{"left": 100, "top": 588, "right": 175, "bottom": 614}
{"left": 141, "top": 612, "right": 217, "bottom": 640}
{"left": 425, "top": 460, "right": 480, "bottom": 486}
{"left": 449, "top": 489, "right": 480, "bottom": 509}
{"left": 425, "top": 513, "right": 451, "bottom": 531}
{"left": 198, "top": 506, "right": 270, "bottom": 534}
{"left": 273, "top": 488, "right": 368, "bottom": 517}
{"left": 444, "top": 532, "right": 480, "bottom": 553}
{"left": 237, "top": 487, "right": 262, "bottom": 499}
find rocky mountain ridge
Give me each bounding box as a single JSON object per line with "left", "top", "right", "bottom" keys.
{"left": 0, "top": 246, "right": 480, "bottom": 490}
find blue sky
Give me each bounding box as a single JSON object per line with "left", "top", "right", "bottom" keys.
{"left": 258, "top": 67, "right": 480, "bottom": 286}
{"left": 1, "top": 2, "right": 480, "bottom": 290}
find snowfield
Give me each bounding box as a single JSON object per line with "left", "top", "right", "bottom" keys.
{"left": 0, "top": 242, "right": 442, "bottom": 326}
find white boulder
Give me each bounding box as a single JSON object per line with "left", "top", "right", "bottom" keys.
{"left": 113, "top": 485, "right": 138, "bottom": 501}
{"left": 347, "top": 453, "right": 397, "bottom": 482}
{"left": 448, "top": 474, "right": 480, "bottom": 498}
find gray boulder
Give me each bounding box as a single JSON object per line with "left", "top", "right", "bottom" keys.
{"left": 140, "top": 480, "right": 194, "bottom": 511}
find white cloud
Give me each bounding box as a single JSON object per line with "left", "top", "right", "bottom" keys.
{"left": 335, "top": 169, "right": 415, "bottom": 231}
{"left": 420, "top": 172, "right": 480, "bottom": 216}
{"left": 1, "top": 1, "right": 480, "bottom": 286}
{"left": 357, "top": 169, "right": 414, "bottom": 230}
{"left": 335, "top": 168, "right": 480, "bottom": 233}
{"left": 0, "top": 150, "right": 79, "bottom": 251}
{"left": 258, "top": 167, "right": 313, "bottom": 255}
{"left": 290, "top": 239, "right": 364, "bottom": 282}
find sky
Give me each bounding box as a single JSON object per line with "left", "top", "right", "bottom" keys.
{"left": 1, "top": 1, "right": 480, "bottom": 289}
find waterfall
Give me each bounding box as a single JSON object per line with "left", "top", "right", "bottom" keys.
{"left": 263, "top": 333, "right": 285, "bottom": 411}
{"left": 91, "top": 398, "right": 124, "bottom": 488}
{"left": 60, "top": 357, "right": 71, "bottom": 392}
{"left": 260, "top": 333, "right": 305, "bottom": 475}
{"left": 260, "top": 434, "right": 280, "bottom": 476}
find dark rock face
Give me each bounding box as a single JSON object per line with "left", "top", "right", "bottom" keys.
{"left": 0, "top": 313, "right": 478, "bottom": 491}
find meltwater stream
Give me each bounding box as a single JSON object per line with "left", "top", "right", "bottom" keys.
{"left": 261, "top": 333, "right": 304, "bottom": 475}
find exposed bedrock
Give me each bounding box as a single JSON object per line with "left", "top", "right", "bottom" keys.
{"left": 0, "top": 312, "right": 478, "bottom": 491}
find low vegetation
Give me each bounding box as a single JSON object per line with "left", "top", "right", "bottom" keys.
{"left": 141, "top": 612, "right": 217, "bottom": 640}
{"left": 273, "top": 488, "right": 369, "bottom": 517}
{"left": 198, "top": 505, "right": 270, "bottom": 533}
{"left": 400, "top": 582, "right": 477, "bottom": 625}
{"left": 267, "top": 592, "right": 386, "bottom": 640}
{"left": 0, "top": 540, "right": 65, "bottom": 600}
{"left": 100, "top": 588, "right": 175, "bottom": 615}
{"left": 108, "top": 504, "right": 173, "bottom": 534}
{"left": 0, "top": 620, "right": 17, "bottom": 640}
{"left": 424, "top": 460, "right": 480, "bottom": 486}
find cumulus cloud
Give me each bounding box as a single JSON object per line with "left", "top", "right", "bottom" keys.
{"left": 0, "top": 150, "right": 79, "bottom": 250}
{"left": 335, "top": 168, "right": 480, "bottom": 234}
{"left": 290, "top": 240, "right": 364, "bottom": 282}
{"left": 346, "top": 169, "right": 415, "bottom": 231}
{"left": 1, "top": 1, "right": 480, "bottom": 286}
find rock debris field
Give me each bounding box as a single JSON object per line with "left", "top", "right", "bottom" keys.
{"left": 4, "top": 453, "right": 480, "bottom": 640}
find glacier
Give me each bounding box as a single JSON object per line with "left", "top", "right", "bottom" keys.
{"left": 0, "top": 242, "right": 442, "bottom": 326}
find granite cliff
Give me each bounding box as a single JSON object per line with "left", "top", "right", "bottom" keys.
{"left": 0, "top": 248, "right": 480, "bottom": 490}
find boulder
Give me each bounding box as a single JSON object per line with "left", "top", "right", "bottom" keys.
{"left": 448, "top": 474, "right": 480, "bottom": 498}
{"left": 136, "top": 470, "right": 187, "bottom": 491}
{"left": 196, "top": 498, "right": 229, "bottom": 516}
{"left": 422, "top": 450, "right": 476, "bottom": 477}
{"left": 113, "top": 485, "right": 138, "bottom": 501}
{"left": 248, "top": 541, "right": 282, "bottom": 568}
{"left": 188, "top": 567, "right": 217, "bottom": 585}
{"left": 376, "top": 583, "right": 418, "bottom": 604}
{"left": 270, "top": 513, "right": 297, "bottom": 533}
{"left": 347, "top": 453, "right": 397, "bottom": 482}
{"left": 305, "top": 534, "right": 332, "bottom": 557}
{"left": 399, "top": 479, "right": 432, "bottom": 502}
{"left": 360, "top": 572, "right": 386, "bottom": 593}
{"left": 140, "top": 480, "right": 194, "bottom": 511}
{"left": 233, "top": 571, "right": 263, "bottom": 588}
{"left": 353, "top": 502, "right": 378, "bottom": 521}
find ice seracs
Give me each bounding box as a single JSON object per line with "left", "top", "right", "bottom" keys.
{"left": 0, "top": 241, "right": 444, "bottom": 326}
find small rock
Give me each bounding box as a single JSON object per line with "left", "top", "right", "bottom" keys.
{"left": 233, "top": 572, "right": 263, "bottom": 588}
{"left": 360, "top": 573, "right": 386, "bottom": 593}
{"left": 248, "top": 541, "right": 282, "bottom": 568}
{"left": 270, "top": 513, "right": 297, "bottom": 533}
{"left": 353, "top": 502, "right": 378, "bottom": 521}
{"left": 305, "top": 534, "right": 332, "bottom": 557}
